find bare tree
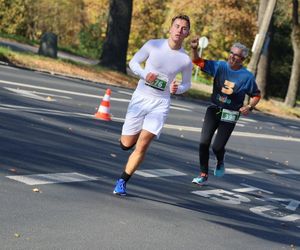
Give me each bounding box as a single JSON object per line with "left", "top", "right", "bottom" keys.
{"left": 99, "top": 0, "right": 133, "bottom": 73}
{"left": 248, "top": 0, "right": 277, "bottom": 75}
{"left": 284, "top": 0, "right": 300, "bottom": 107}
{"left": 256, "top": 0, "right": 273, "bottom": 99}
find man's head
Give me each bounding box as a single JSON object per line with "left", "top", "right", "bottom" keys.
{"left": 228, "top": 42, "right": 249, "bottom": 70}
{"left": 169, "top": 14, "right": 190, "bottom": 47}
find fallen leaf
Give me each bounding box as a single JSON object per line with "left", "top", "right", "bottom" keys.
{"left": 32, "top": 188, "right": 41, "bottom": 193}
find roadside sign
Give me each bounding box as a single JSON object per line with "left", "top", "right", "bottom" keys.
{"left": 198, "top": 36, "right": 209, "bottom": 49}
{"left": 194, "top": 36, "right": 209, "bottom": 81}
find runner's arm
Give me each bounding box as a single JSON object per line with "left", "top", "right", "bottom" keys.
{"left": 176, "top": 61, "right": 193, "bottom": 94}
{"left": 239, "top": 95, "right": 261, "bottom": 115}
{"left": 129, "top": 42, "right": 150, "bottom": 80}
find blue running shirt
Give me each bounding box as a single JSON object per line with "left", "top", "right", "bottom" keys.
{"left": 203, "top": 60, "right": 260, "bottom": 111}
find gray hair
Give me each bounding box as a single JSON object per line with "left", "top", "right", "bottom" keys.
{"left": 232, "top": 42, "right": 249, "bottom": 58}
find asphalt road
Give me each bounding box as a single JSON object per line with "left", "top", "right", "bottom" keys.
{"left": 0, "top": 64, "right": 299, "bottom": 250}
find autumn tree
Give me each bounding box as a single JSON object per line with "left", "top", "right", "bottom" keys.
{"left": 256, "top": 0, "right": 273, "bottom": 99}
{"left": 128, "top": 0, "right": 171, "bottom": 58}
{"left": 165, "top": 0, "right": 258, "bottom": 60}
{"left": 284, "top": 0, "right": 300, "bottom": 107}
{"left": 99, "top": 0, "right": 133, "bottom": 73}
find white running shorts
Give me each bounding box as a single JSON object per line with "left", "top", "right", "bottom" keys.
{"left": 122, "top": 93, "right": 170, "bottom": 138}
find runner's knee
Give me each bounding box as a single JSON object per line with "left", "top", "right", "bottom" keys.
{"left": 120, "top": 141, "right": 135, "bottom": 151}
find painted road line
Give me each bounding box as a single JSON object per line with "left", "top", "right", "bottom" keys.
{"left": 0, "top": 79, "right": 129, "bottom": 102}
{"left": 5, "top": 88, "right": 55, "bottom": 101}
{"left": 225, "top": 168, "right": 256, "bottom": 175}
{"left": 170, "top": 106, "right": 192, "bottom": 112}
{"left": 117, "top": 90, "right": 193, "bottom": 111}
{"left": 32, "top": 91, "right": 72, "bottom": 99}
{"left": 6, "top": 172, "right": 99, "bottom": 185}
{"left": 163, "top": 123, "right": 300, "bottom": 142}
{"left": 6, "top": 88, "right": 72, "bottom": 100}
{"left": 135, "top": 169, "right": 187, "bottom": 178}
{"left": 117, "top": 90, "right": 133, "bottom": 96}
{"left": 288, "top": 125, "right": 299, "bottom": 129}
{"left": 267, "top": 169, "right": 300, "bottom": 175}
{"left": 239, "top": 117, "right": 257, "bottom": 123}
{"left": 0, "top": 104, "right": 93, "bottom": 118}
{"left": 1, "top": 104, "right": 299, "bottom": 143}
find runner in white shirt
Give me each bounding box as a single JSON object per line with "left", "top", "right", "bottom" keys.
{"left": 113, "top": 14, "right": 193, "bottom": 196}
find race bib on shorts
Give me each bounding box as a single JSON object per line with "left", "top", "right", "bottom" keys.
{"left": 220, "top": 109, "right": 240, "bottom": 123}
{"left": 145, "top": 73, "right": 168, "bottom": 91}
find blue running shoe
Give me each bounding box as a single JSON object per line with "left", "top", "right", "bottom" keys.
{"left": 214, "top": 162, "right": 225, "bottom": 177}
{"left": 192, "top": 173, "right": 208, "bottom": 185}
{"left": 113, "top": 179, "right": 127, "bottom": 196}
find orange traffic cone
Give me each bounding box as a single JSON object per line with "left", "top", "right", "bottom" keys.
{"left": 95, "top": 88, "right": 112, "bottom": 121}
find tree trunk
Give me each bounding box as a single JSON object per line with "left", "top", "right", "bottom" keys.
{"left": 247, "top": 0, "right": 276, "bottom": 75}
{"left": 284, "top": 0, "right": 300, "bottom": 107}
{"left": 256, "top": 0, "right": 272, "bottom": 99}
{"left": 99, "top": 0, "right": 133, "bottom": 73}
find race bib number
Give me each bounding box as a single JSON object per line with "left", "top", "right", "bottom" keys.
{"left": 145, "top": 73, "right": 168, "bottom": 91}
{"left": 221, "top": 109, "right": 240, "bottom": 123}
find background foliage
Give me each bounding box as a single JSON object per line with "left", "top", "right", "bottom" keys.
{"left": 0, "top": 0, "right": 295, "bottom": 98}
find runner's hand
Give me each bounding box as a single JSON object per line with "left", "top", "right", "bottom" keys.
{"left": 239, "top": 105, "right": 251, "bottom": 115}
{"left": 170, "top": 80, "right": 179, "bottom": 94}
{"left": 191, "top": 37, "right": 199, "bottom": 50}
{"left": 146, "top": 72, "right": 157, "bottom": 83}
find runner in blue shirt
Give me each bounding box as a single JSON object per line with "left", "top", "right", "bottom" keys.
{"left": 190, "top": 38, "right": 261, "bottom": 185}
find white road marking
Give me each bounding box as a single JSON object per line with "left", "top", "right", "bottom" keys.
{"left": 6, "top": 172, "right": 99, "bottom": 185}
{"left": 0, "top": 104, "right": 93, "bottom": 118}
{"left": 0, "top": 79, "right": 129, "bottom": 102}
{"left": 239, "top": 117, "right": 257, "bottom": 123}
{"left": 117, "top": 90, "right": 133, "bottom": 96}
{"left": 0, "top": 80, "right": 195, "bottom": 112}
{"left": 0, "top": 103, "right": 299, "bottom": 142}
{"left": 0, "top": 64, "right": 19, "bottom": 69}
{"left": 117, "top": 90, "right": 193, "bottom": 111}
{"left": 135, "top": 169, "right": 187, "bottom": 178}
{"left": 225, "top": 168, "right": 256, "bottom": 175}
{"left": 288, "top": 125, "right": 299, "bottom": 129}
{"left": 32, "top": 91, "right": 72, "bottom": 99}
{"left": 267, "top": 169, "right": 300, "bottom": 175}
{"left": 170, "top": 106, "right": 191, "bottom": 112}
{"left": 5, "top": 88, "right": 55, "bottom": 101}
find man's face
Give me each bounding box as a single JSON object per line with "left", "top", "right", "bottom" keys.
{"left": 169, "top": 18, "right": 190, "bottom": 43}
{"left": 228, "top": 47, "right": 245, "bottom": 69}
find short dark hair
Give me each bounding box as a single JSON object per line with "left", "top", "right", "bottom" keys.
{"left": 171, "top": 14, "right": 190, "bottom": 30}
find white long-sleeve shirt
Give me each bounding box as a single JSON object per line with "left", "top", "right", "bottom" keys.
{"left": 129, "top": 39, "right": 193, "bottom": 99}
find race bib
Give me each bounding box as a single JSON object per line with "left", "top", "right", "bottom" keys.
{"left": 220, "top": 109, "right": 240, "bottom": 123}
{"left": 145, "top": 73, "right": 168, "bottom": 91}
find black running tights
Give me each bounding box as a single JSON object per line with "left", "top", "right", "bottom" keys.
{"left": 199, "top": 105, "right": 236, "bottom": 174}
